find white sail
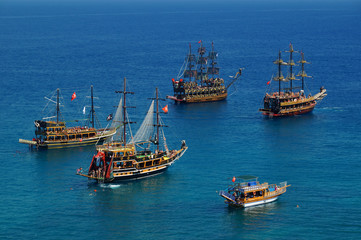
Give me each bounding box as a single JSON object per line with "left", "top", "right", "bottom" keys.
{"left": 129, "top": 100, "right": 155, "bottom": 144}
{"left": 110, "top": 98, "right": 123, "bottom": 129}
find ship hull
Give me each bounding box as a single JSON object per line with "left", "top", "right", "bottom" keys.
{"left": 242, "top": 196, "right": 278, "bottom": 207}
{"left": 21, "top": 129, "right": 116, "bottom": 149}
{"left": 260, "top": 105, "right": 315, "bottom": 117}
{"left": 224, "top": 192, "right": 285, "bottom": 208}
{"left": 167, "top": 92, "right": 227, "bottom": 103}
{"left": 39, "top": 136, "right": 108, "bottom": 149}
{"left": 78, "top": 147, "right": 188, "bottom": 183}
{"left": 109, "top": 164, "right": 170, "bottom": 182}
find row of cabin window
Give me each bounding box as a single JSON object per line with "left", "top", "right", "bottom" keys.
{"left": 43, "top": 127, "right": 65, "bottom": 132}
{"left": 114, "top": 159, "right": 162, "bottom": 168}
{"left": 45, "top": 133, "right": 95, "bottom": 140}
{"left": 283, "top": 102, "right": 311, "bottom": 109}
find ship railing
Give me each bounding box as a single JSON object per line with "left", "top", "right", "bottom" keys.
{"left": 230, "top": 182, "right": 268, "bottom": 192}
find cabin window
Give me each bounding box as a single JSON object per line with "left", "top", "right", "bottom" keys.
{"left": 89, "top": 133, "right": 95, "bottom": 137}
{"left": 139, "top": 162, "right": 144, "bottom": 168}
{"left": 83, "top": 134, "right": 88, "bottom": 138}
{"left": 76, "top": 134, "right": 81, "bottom": 138}
{"left": 146, "top": 161, "right": 152, "bottom": 167}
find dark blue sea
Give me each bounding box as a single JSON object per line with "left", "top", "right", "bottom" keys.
{"left": 1, "top": 0, "right": 361, "bottom": 239}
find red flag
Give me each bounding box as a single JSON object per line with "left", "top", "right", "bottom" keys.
{"left": 71, "top": 92, "right": 76, "bottom": 101}
{"left": 232, "top": 176, "right": 236, "bottom": 182}
{"left": 267, "top": 81, "right": 271, "bottom": 85}
{"left": 162, "top": 105, "right": 168, "bottom": 114}
{"left": 198, "top": 40, "right": 202, "bottom": 43}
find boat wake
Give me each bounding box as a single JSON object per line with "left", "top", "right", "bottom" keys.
{"left": 99, "top": 183, "right": 121, "bottom": 189}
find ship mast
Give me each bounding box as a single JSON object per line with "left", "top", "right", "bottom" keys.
{"left": 273, "top": 51, "right": 285, "bottom": 94}
{"left": 56, "top": 88, "right": 60, "bottom": 123}
{"left": 150, "top": 88, "right": 166, "bottom": 151}
{"left": 188, "top": 44, "right": 192, "bottom": 82}
{"left": 286, "top": 43, "right": 296, "bottom": 92}
{"left": 297, "top": 52, "right": 311, "bottom": 91}
{"left": 90, "top": 85, "right": 95, "bottom": 128}
{"left": 197, "top": 41, "right": 207, "bottom": 86}
{"left": 156, "top": 88, "right": 160, "bottom": 151}
{"left": 115, "top": 77, "right": 135, "bottom": 146}
{"left": 208, "top": 41, "right": 219, "bottom": 83}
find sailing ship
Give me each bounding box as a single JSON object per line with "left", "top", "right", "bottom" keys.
{"left": 167, "top": 41, "right": 242, "bottom": 103}
{"left": 259, "top": 44, "right": 327, "bottom": 117}
{"left": 77, "top": 78, "right": 188, "bottom": 182}
{"left": 19, "top": 86, "right": 117, "bottom": 149}
{"left": 219, "top": 176, "right": 290, "bottom": 208}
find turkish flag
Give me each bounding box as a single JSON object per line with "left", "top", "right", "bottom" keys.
{"left": 198, "top": 40, "right": 202, "bottom": 43}
{"left": 162, "top": 105, "right": 168, "bottom": 114}
{"left": 267, "top": 81, "right": 271, "bottom": 85}
{"left": 71, "top": 92, "right": 76, "bottom": 101}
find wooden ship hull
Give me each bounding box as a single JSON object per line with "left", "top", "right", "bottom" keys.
{"left": 20, "top": 128, "right": 116, "bottom": 149}
{"left": 259, "top": 89, "right": 326, "bottom": 117}
{"left": 77, "top": 146, "right": 188, "bottom": 182}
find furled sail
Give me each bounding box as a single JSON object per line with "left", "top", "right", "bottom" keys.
{"left": 129, "top": 100, "right": 155, "bottom": 144}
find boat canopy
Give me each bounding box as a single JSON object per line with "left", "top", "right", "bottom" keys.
{"left": 235, "top": 175, "right": 258, "bottom": 181}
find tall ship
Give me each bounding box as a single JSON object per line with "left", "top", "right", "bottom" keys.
{"left": 259, "top": 44, "right": 327, "bottom": 117}
{"left": 19, "top": 86, "right": 117, "bottom": 149}
{"left": 167, "top": 41, "right": 242, "bottom": 103}
{"left": 219, "top": 176, "right": 290, "bottom": 208}
{"left": 77, "top": 78, "right": 188, "bottom": 182}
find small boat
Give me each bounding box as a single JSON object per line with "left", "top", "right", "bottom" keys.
{"left": 19, "top": 86, "right": 117, "bottom": 149}
{"left": 219, "top": 175, "right": 290, "bottom": 208}
{"left": 167, "top": 41, "right": 242, "bottom": 103}
{"left": 77, "top": 78, "right": 188, "bottom": 182}
{"left": 259, "top": 44, "right": 327, "bottom": 117}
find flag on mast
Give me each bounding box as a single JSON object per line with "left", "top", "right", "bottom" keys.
{"left": 162, "top": 105, "right": 168, "bottom": 114}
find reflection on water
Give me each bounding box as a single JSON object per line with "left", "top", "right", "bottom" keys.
{"left": 224, "top": 201, "right": 284, "bottom": 235}
{"left": 171, "top": 100, "right": 228, "bottom": 120}
{"left": 86, "top": 172, "right": 173, "bottom": 210}
{"left": 32, "top": 145, "right": 96, "bottom": 162}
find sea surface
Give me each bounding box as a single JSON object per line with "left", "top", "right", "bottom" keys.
{"left": 1, "top": 0, "right": 361, "bottom": 239}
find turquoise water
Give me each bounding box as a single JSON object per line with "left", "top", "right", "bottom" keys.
{"left": 1, "top": 0, "right": 361, "bottom": 239}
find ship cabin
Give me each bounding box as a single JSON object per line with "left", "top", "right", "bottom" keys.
{"left": 34, "top": 120, "right": 97, "bottom": 143}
